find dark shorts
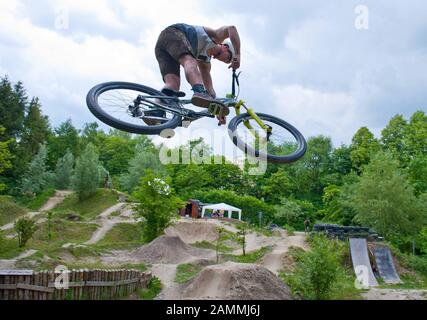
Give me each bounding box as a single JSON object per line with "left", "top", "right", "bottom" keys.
{"left": 155, "top": 27, "right": 194, "bottom": 81}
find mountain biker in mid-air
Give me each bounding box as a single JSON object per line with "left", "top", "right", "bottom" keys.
{"left": 154, "top": 23, "right": 241, "bottom": 125}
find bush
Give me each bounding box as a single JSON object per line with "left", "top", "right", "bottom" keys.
{"left": 14, "top": 217, "right": 38, "bottom": 248}
{"left": 72, "top": 143, "right": 103, "bottom": 201}
{"left": 283, "top": 234, "right": 343, "bottom": 300}
{"left": 132, "top": 171, "right": 184, "bottom": 243}
{"left": 138, "top": 277, "right": 162, "bottom": 300}
{"left": 283, "top": 224, "right": 296, "bottom": 236}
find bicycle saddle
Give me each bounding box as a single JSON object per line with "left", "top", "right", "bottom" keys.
{"left": 161, "top": 88, "right": 186, "bottom": 98}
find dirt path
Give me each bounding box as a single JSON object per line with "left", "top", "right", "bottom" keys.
{"left": 84, "top": 203, "right": 141, "bottom": 245}
{"left": 39, "top": 190, "right": 74, "bottom": 212}
{"left": 259, "top": 231, "right": 308, "bottom": 275}
{"left": 363, "top": 288, "right": 427, "bottom": 300}
{"left": 0, "top": 250, "right": 38, "bottom": 269}
{"left": 151, "top": 264, "right": 182, "bottom": 300}
{"left": 1, "top": 190, "right": 74, "bottom": 234}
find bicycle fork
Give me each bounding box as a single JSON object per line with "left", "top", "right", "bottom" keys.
{"left": 235, "top": 100, "right": 273, "bottom": 141}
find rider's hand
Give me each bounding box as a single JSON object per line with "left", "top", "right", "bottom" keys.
{"left": 228, "top": 54, "right": 240, "bottom": 70}
{"left": 217, "top": 115, "right": 227, "bottom": 126}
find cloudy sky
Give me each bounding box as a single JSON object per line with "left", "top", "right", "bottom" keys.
{"left": 1, "top": 0, "right": 426, "bottom": 152}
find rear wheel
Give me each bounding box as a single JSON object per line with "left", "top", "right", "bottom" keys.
{"left": 228, "top": 113, "right": 307, "bottom": 163}
{"left": 86, "top": 82, "right": 182, "bottom": 135}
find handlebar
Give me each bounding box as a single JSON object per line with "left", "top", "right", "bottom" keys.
{"left": 231, "top": 69, "right": 241, "bottom": 98}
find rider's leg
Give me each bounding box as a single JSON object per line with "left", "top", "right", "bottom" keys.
{"left": 163, "top": 74, "right": 180, "bottom": 92}
{"left": 178, "top": 54, "right": 203, "bottom": 88}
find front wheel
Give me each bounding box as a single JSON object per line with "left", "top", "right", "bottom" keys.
{"left": 228, "top": 113, "right": 307, "bottom": 163}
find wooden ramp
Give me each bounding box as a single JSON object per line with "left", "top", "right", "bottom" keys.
{"left": 349, "top": 238, "right": 378, "bottom": 287}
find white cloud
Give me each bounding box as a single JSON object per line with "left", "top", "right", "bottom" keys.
{"left": 272, "top": 85, "right": 359, "bottom": 145}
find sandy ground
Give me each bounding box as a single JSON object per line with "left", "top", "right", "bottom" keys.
{"left": 363, "top": 288, "right": 427, "bottom": 300}
{"left": 259, "top": 231, "right": 309, "bottom": 275}
{"left": 180, "top": 262, "right": 292, "bottom": 300}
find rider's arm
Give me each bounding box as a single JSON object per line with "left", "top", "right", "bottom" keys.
{"left": 211, "top": 25, "right": 241, "bottom": 69}
{"left": 198, "top": 61, "right": 216, "bottom": 98}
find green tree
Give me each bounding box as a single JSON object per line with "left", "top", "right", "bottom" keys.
{"left": 380, "top": 114, "right": 408, "bottom": 164}
{"left": 14, "top": 217, "right": 38, "bottom": 248}
{"left": 418, "top": 227, "right": 427, "bottom": 255}
{"left": 48, "top": 119, "right": 81, "bottom": 168}
{"left": 235, "top": 222, "right": 249, "bottom": 256}
{"left": 404, "top": 110, "right": 427, "bottom": 158}
{"left": 292, "top": 136, "right": 333, "bottom": 204}
{"left": 261, "top": 168, "right": 293, "bottom": 203}
{"left": 348, "top": 152, "right": 426, "bottom": 242}
{"left": 19, "top": 143, "right": 53, "bottom": 196}
{"left": 98, "top": 134, "right": 136, "bottom": 176}
{"left": 71, "top": 143, "right": 102, "bottom": 201}
{"left": 15, "top": 98, "right": 51, "bottom": 174}
{"left": 133, "top": 171, "right": 184, "bottom": 243}
{"left": 171, "top": 164, "right": 213, "bottom": 198}
{"left": 274, "top": 198, "right": 304, "bottom": 228}
{"left": 285, "top": 234, "right": 343, "bottom": 300}
{"left": 350, "top": 127, "right": 380, "bottom": 173}
{"left": 120, "top": 151, "right": 166, "bottom": 193}
{"left": 0, "top": 126, "right": 14, "bottom": 192}
{"left": 53, "top": 150, "right": 74, "bottom": 189}
{"left": 0, "top": 77, "right": 26, "bottom": 141}
{"left": 407, "top": 154, "right": 427, "bottom": 195}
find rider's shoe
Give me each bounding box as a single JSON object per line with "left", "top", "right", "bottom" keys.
{"left": 142, "top": 89, "right": 170, "bottom": 126}
{"left": 191, "top": 92, "right": 217, "bottom": 108}
{"left": 192, "top": 92, "right": 230, "bottom": 117}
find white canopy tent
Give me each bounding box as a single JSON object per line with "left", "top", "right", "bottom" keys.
{"left": 201, "top": 203, "right": 242, "bottom": 221}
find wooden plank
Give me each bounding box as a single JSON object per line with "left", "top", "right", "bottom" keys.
{"left": 0, "top": 270, "right": 33, "bottom": 276}
{"left": 48, "top": 271, "right": 54, "bottom": 300}
{"left": 17, "top": 274, "right": 24, "bottom": 300}
{"left": 16, "top": 283, "right": 55, "bottom": 293}
{"left": 0, "top": 274, "right": 5, "bottom": 295}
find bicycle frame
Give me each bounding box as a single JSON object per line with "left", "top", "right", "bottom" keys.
{"left": 138, "top": 70, "right": 273, "bottom": 137}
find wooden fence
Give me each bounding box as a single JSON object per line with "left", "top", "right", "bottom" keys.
{"left": 0, "top": 269, "right": 152, "bottom": 300}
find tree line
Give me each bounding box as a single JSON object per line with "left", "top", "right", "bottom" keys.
{"left": 0, "top": 76, "right": 426, "bottom": 254}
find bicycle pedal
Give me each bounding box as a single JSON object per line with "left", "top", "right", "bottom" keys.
{"left": 208, "top": 103, "right": 230, "bottom": 117}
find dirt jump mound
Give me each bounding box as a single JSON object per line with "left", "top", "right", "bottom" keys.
{"left": 182, "top": 262, "right": 292, "bottom": 300}
{"left": 132, "top": 236, "right": 215, "bottom": 264}
{"left": 165, "top": 220, "right": 219, "bottom": 244}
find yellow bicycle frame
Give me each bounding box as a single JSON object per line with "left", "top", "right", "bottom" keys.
{"left": 234, "top": 100, "right": 272, "bottom": 139}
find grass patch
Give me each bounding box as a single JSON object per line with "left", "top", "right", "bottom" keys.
{"left": 228, "top": 246, "right": 272, "bottom": 263}
{"left": 192, "top": 240, "right": 233, "bottom": 253}
{"left": 379, "top": 273, "right": 427, "bottom": 290}
{"left": 22, "top": 189, "right": 56, "bottom": 211}
{"left": 137, "top": 277, "right": 162, "bottom": 300}
{"left": 0, "top": 237, "right": 26, "bottom": 259}
{"left": 95, "top": 223, "right": 143, "bottom": 250}
{"left": 52, "top": 189, "right": 119, "bottom": 221}
{"left": 29, "top": 218, "right": 98, "bottom": 250}
{"left": 175, "top": 263, "right": 203, "bottom": 284}
{"left": 0, "top": 195, "right": 27, "bottom": 225}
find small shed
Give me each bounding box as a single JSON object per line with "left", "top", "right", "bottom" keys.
{"left": 201, "top": 203, "right": 242, "bottom": 221}
{"left": 179, "top": 199, "right": 204, "bottom": 219}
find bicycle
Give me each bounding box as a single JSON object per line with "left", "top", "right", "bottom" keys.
{"left": 86, "top": 70, "right": 307, "bottom": 163}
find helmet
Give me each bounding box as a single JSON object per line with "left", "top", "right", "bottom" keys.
{"left": 222, "top": 40, "right": 235, "bottom": 62}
